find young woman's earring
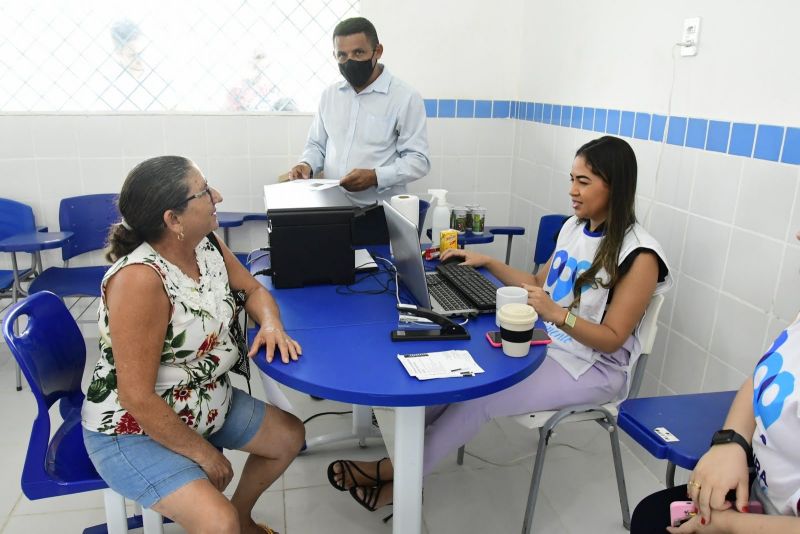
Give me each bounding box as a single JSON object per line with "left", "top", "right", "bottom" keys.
{"left": 178, "top": 228, "right": 185, "bottom": 241}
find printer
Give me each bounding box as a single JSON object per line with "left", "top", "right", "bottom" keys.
{"left": 264, "top": 180, "right": 377, "bottom": 289}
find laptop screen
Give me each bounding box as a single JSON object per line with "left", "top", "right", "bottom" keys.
{"left": 383, "top": 201, "right": 432, "bottom": 309}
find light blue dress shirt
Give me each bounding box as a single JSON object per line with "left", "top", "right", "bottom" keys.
{"left": 300, "top": 66, "right": 430, "bottom": 206}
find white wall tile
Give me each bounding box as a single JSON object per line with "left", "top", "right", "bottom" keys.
{"left": 670, "top": 275, "right": 719, "bottom": 350}
{"left": 476, "top": 156, "right": 512, "bottom": 193}
{"left": 75, "top": 116, "right": 124, "bottom": 158}
{"left": 0, "top": 159, "right": 40, "bottom": 204}
{"left": 440, "top": 119, "right": 478, "bottom": 157}
{"left": 532, "top": 163, "right": 553, "bottom": 206}
{"left": 766, "top": 316, "right": 790, "bottom": 349}
{"left": 702, "top": 355, "right": 747, "bottom": 393}
{"left": 709, "top": 294, "right": 770, "bottom": 375}
{"left": 36, "top": 158, "right": 81, "bottom": 201}
{"left": 0, "top": 116, "right": 35, "bottom": 158}
{"left": 691, "top": 152, "right": 743, "bottom": 224}
{"left": 661, "top": 332, "right": 708, "bottom": 394}
{"left": 553, "top": 126, "right": 577, "bottom": 175}
{"left": 530, "top": 122, "right": 556, "bottom": 167}
{"left": 163, "top": 116, "right": 208, "bottom": 161}
{"left": 119, "top": 116, "right": 165, "bottom": 158}
{"left": 643, "top": 203, "right": 687, "bottom": 272}
{"left": 475, "top": 192, "right": 511, "bottom": 226}
{"left": 516, "top": 121, "right": 536, "bottom": 161}
{"left": 248, "top": 115, "right": 289, "bottom": 156}
{"left": 31, "top": 116, "right": 79, "bottom": 158}
{"left": 441, "top": 156, "right": 477, "bottom": 193}
{"left": 476, "top": 119, "right": 514, "bottom": 156}
{"left": 287, "top": 115, "right": 314, "bottom": 158}
{"left": 207, "top": 156, "right": 251, "bottom": 197}
{"left": 787, "top": 166, "right": 800, "bottom": 244}
{"left": 425, "top": 119, "right": 444, "bottom": 157}
{"left": 736, "top": 159, "right": 797, "bottom": 240}
{"left": 630, "top": 138, "right": 658, "bottom": 200}
{"left": 722, "top": 229, "right": 783, "bottom": 310}
{"left": 654, "top": 145, "right": 695, "bottom": 210}
{"left": 249, "top": 156, "right": 290, "bottom": 197}
{"left": 774, "top": 244, "right": 800, "bottom": 322}
{"left": 206, "top": 116, "right": 248, "bottom": 157}
{"left": 80, "top": 158, "right": 125, "bottom": 194}
{"left": 681, "top": 215, "right": 731, "bottom": 288}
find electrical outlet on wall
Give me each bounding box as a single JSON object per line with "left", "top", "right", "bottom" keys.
{"left": 680, "top": 17, "right": 701, "bottom": 57}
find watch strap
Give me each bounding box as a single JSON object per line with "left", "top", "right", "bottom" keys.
{"left": 711, "top": 429, "right": 754, "bottom": 466}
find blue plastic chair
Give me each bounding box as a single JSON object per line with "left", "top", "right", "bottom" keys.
{"left": 532, "top": 213, "right": 569, "bottom": 272}
{"left": 2, "top": 291, "right": 165, "bottom": 533}
{"left": 29, "top": 194, "right": 119, "bottom": 298}
{"left": 418, "top": 199, "right": 430, "bottom": 238}
{"left": 0, "top": 198, "right": 38, "bottom": 300}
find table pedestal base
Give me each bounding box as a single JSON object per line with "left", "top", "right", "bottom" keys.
{"left": 303, "top": 404, "right": 382, "bottom": 451}
{"left": 393, "top": 406, "right": 424, "bottom": 534}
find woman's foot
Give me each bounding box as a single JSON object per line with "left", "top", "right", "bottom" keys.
{"left": 327, "top": 458, "right": 394, "bottom": 491}
{"left": 350, "top": 481, "right": 394, "bottom": 511}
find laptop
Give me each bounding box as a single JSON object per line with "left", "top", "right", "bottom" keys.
{"left": 384, "top": 201, "right": 479, "bottom": 316}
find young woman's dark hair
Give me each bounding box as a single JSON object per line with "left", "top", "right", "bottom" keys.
{"left": 571, "top": 136, "right": 638, "bottom": 306}
{"left": 332, "top": 17, "right": 379, "bottom": 48}
{"left": 106, "top": 156, "right": 193, "bottom": 262}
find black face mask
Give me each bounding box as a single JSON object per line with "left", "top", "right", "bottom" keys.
{"left": 338, "top": 54, "right": 375, "bottom": 88}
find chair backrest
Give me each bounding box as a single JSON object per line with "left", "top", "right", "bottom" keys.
{"left": 0, "top": 197, "right": 37, "bottom": 240}
{"left": 59, "top": 194, "right": 119, "bottom": 261}
{"left": 627, "top": 293, "right": 665, "bottom": 399}
{"left": 418, "top": 199, "right": 430, "bottom": 238}
{"left": 533, "top": 214, "right": 569, "bottom": 271}
{"left": 2, "top": 291, "right": 101, "bottom": 498}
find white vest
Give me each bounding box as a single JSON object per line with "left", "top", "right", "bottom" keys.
{"left": 542, "top": 217, "right": 672, "bottom": 388}
{"left": 752, "top": 314, "right": 800, "bottom": 515}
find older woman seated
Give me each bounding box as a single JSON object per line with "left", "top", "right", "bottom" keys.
{"left": 81, "top": 156, "right": 303, "bottom": 534}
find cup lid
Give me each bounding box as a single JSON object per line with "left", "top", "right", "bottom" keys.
{"left": 496, "top": 303, "right": 537, "bottom": 325}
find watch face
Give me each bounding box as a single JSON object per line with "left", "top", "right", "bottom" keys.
{"left": 713, "top": 429, "right": 735, "bottom": 443}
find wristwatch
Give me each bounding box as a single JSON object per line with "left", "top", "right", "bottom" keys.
{"left": 562, "top": 310, "right": 577, "bottom": 329}
{"left": 710, "top": 429, "right": 753, "bottom": 466}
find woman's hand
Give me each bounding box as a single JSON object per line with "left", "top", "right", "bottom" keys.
{"left": 521, "top": 284, "right": 564, "bottom": 324}
{"left": 666, "top": 509, "right": 734, "bottom": 534}
{"left": 196, "top": 445, "right": 234, "bottom": 492}
{"left": 439, "top": 248, "right": 492, "bottom": 268}
{"left": 248, "top": 323, "right": 302, "bottom": 363}
{"left": 687, "top": 444, "right": 751, "bottom": 524}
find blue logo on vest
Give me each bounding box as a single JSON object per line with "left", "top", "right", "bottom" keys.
{"left": 546, "top": 249, "right": 592, "bottom": 302}
{"left": 754, "top": 330, "right": 795, "bottom": 430}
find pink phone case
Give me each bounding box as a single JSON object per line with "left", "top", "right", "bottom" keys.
{"left": 669, "top": 501, "right": 697, "bottom": 527}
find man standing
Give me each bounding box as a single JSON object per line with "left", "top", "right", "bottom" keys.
{"left": 289, "top": 17, "right": 430, "bottom": 211}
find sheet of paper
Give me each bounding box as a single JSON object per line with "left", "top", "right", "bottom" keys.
{"left": 397, "top": 350, "right": 484, "bottom": 380}
{"left": 354, "top": 248, "right": 378, "bottom": 271}
{"left": 305, "top": 179, "right": 341, "bottom": 190}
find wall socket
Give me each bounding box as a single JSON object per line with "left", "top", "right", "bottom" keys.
{"left": 680, "top": 17, "right": 701, "bottom": 57}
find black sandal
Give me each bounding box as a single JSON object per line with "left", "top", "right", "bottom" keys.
{"left": 349, "top": 482, "right": 393, "bottom": 515}
{"left": 326, "top": 457, "right": 389, "bottom": 492}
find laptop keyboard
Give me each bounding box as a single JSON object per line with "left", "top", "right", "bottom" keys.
{"left": 436, "top": 263, "right": 498, "bottom": 311}
{"left": 426, "top": 272, "right": 475, "bottom": 311}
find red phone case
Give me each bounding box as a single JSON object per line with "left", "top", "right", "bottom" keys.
{"left": 486, "top": 330, "right": 552, "bottom": 347}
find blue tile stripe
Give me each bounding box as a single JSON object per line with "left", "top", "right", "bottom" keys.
{"left": 423, "top": 98, "right": 798, "bottom": 165}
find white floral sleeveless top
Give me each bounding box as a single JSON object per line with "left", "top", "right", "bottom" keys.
{"left": 81, "top": 238, "right": 238, "bottom": 437}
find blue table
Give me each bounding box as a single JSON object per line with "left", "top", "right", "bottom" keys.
{"left": 251, "top": 249, "right": 545, "bottom": 534}
{"left": 617, "top": 390, "right": 736, "bottom": 486}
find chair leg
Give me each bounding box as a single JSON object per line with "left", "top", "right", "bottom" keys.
{"left": 504, "top": 236, "right": 514, "bottom": 265}
{"left": 15, "top": 364, "right": 22, "bottom": 391}
{"left": 457, "top": 445, "right": 465, "bottom": 465}
{"left": 607, "top": 421, "right": 632, "bottom": 530}
{"left": 142, "top": 507, "right": 165, "bottom": 534}
{"left": 666, "top": 461, "right": 677, "bottom": 488}
{"left": 103, "top": 489, "right": 128, "bottom": 534}
{"left": 521, "top": 427, "right": 550, "bottom": 534}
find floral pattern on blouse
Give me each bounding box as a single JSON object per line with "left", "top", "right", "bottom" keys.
{"left": 81, "top": 238, "right": 238, "bottom": 437}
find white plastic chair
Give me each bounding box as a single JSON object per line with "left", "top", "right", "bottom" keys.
{"left": 456, "top": 293, "right": 665, "bottom": 533}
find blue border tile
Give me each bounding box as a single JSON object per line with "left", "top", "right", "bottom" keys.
{"left": 728, "top": 123, "right": 755, "bottom": 157}
{"left": 754, "top": 124, "right": 784, "bottom": 161}
{"left": 456, "top": 99, "right": 474, "bottom": 118}
{"left": 526, "top": 101, "right": 535, "bottom": 121}
{"left": 667, "top": 116, "right": 687, "bottom": 145}
{"left": 571, "top": 107, "right": 583, "bottom": 129}
{"left": 534, "top": 103, "right": 543, "bottom": 122}
{"left": 705, "top": 120, "right": 730, "bottom": 153}
{"left": 475, "top": 100, "right": 492, "bottom": 119}
{"left": 620, "top": 111, "right": 635, "bottom": 137}
{"left": 634, "top": 113, "right": 651, "bottom": 140}
{"left": 552, "top": 105, "right": 561, "bottom": 125}
{"left": 593, "top": 108, "right": 607, "bottom": 132}
{"left": 606, "top": 110, "right": 621, "bottom": 135}
{"left": 781, "top": 127, "right": 800, "bottom": 164}
{"left": 424, "top": 99, "right": 437, "bottom": 118}
{"left": 510, "top": 101, "right": 518, "bottom": 119}
{"left": 582, "top": 108, "right": 595, "bottom": 130}
{"left": 517, "top": 102, "right": 526, "bottom": 120}
{"left": 650, "top": 114, "right": 666, "bottom": 142}
{"left": 686, "top": 118, "right": 708, "bottom": 149}
{"left": 438, "top": 99, "right": 455, "bottom": 118}
{"left": 492, "top": 100, "right": 510, "bottom": 118}
{"left": 561, "top": 105, "right": 572, "bottom": 127}
{"left": 543, "top": 103, "right": 552, "bottom": 123}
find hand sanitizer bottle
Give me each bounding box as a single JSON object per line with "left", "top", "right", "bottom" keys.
{"left": 427, "top": 189, "right": 450, "bottom": 248}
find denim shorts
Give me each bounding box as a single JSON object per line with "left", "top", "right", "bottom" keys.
{"left": 83, "top": 387, "right": 266, "bottom": 508}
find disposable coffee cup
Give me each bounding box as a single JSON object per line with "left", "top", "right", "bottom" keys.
{"left": 495, "top": 286, "right": 529, "bottom": 327}
{"left": 496, "top": 303, "right": 538, "bottom": 357}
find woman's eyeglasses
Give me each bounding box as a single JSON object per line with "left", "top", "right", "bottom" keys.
{"left": 173, "top": 183, "right": 212, "bottom": 209}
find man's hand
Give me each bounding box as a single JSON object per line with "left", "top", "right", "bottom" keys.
{"left": 289, "top": 162, "right": 312, "bottom": 180}
{"left": 340, "top": 168, "right": 377, "bottom": 192}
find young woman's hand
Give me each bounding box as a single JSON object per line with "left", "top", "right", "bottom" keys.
{"left": 521, "top": 284, "right": 564, "bottom": 324}
{"left": 666, "top": 509, "right": 735, "bottom": 534}
{"left": 687, "top": 444, "right": 750, "bottom": 525}
{"left": 439, "top": 248, "right": 493, "bottom": 267}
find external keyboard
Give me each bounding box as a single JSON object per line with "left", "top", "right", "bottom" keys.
{"left": 436, "top": 263, "right": 498, "bottom": 311}
{"left": 426, "top": 272, "right": 474, "bottom": 311}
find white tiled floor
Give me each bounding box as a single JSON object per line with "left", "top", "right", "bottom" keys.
{"left": 0, "top": 338, "right": 666, "bottom": 533}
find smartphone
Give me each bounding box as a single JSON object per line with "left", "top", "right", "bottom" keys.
{"left": 669, "top": 501, "right": 697, "bottom": 527}
{"left": 486, "top": 329, "right": 552, "bottom": 348}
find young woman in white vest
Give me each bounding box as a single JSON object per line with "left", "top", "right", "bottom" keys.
{"left": 326, "top": 135, "right": 673, "bottom": 514}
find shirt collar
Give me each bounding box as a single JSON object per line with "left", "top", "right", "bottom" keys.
{"left": 337, "top": 65, "right": 391, "bottom": 95}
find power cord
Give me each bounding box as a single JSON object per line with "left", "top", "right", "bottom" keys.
{"left": 302, "top": 410, "right": 352, "bottom": 425}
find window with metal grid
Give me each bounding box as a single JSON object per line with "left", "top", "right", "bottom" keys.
{"left": 0, "top": 0, "right": 359, "bottom": 112}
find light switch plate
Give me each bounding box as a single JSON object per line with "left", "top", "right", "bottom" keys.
{"left": 681, "top": 17, "right": 701, "bottom": 57}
